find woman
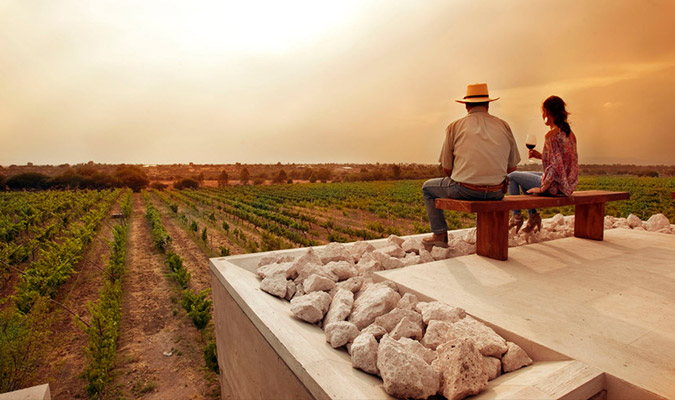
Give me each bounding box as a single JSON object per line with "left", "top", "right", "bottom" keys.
{"left": 508, "top": 95, "right": 579, "bottom": 233}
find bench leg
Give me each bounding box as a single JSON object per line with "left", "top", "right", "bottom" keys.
{"left": 574, "top": 203, "right": 605, "bottom": 240}
{"left": 476, "top": 211, "right": 509, "bottom": 261}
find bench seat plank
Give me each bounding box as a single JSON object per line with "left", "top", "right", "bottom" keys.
{"left": 435, "top": 190, "right": 629, "bottom": 212}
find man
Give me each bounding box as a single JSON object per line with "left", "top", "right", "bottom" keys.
{"left": 422, "top": 83, "right": 520, "bottom": 247}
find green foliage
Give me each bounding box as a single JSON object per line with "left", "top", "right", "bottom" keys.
{"left": 79, "top": 220, "right": 129, "bottom": 397}
{"left": 120, "top": 191, "right": 133, "bottom": 217}
{"left": 144, "top": 199, "right": 171, "bottom": 252}
{"left": 0, "top": 299, "right": 51, "bottom": 393}
{"left": 201, "top": 227, "right": 208, "bottom": 242}
{"left": 169, "top": 203, "right": 178, "bottom": 213}
{"left": 203, "top": 341, "right": 219, "bottom": 374}
{"left": 222, "top": 221, "right": 229, "bottom": 231}
{"left": 190, "top": 220, "right": 198, "bottom": 232}
{"left": 219, "top": 246, "right": 230, "bottom": 256}
{"left": 181, "top": 289, "right": 212, "bottom": 330}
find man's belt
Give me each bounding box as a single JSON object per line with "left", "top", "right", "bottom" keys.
{"left": 457, "top": 179, "right": 508, "bottom": 193}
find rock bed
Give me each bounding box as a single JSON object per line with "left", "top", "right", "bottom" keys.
{"left": 254, "top": 212, "right": 672, "bottom": 399}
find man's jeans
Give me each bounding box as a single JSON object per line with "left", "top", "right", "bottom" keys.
{"left": 507, "top": 171, "right": 543, "bottom": 215}
{"left": 422, "top": 177, "right": 504, "bottom": 234}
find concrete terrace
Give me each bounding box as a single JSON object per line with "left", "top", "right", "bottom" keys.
{"left": 210, "top": 228, "right": 674, "bottom": 400}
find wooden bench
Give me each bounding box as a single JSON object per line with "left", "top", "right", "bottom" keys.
{"left": 435, "top": 190, "right": 630, "bottom": 261}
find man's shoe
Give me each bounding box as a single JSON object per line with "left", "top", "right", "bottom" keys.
{"left": 422, "top": 232, "right": 448, "bottom": 248}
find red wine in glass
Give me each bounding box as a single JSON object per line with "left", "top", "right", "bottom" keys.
{"left": 525, "top": 134, "right": 536, "bottom": 162}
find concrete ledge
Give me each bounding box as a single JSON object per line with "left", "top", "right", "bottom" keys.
{"left": 0, "top": 384, "right": 50, "bottom": 400}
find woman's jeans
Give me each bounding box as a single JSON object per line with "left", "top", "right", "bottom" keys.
{"left": 422, "top": 177, "right": 504, "bottom": 234}
{"left": 507, "top": 171, "right": 543, "bottom": 215}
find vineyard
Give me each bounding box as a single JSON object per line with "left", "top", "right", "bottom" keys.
{"left": 0, "top": 176, "right": 673, "bottom": 398}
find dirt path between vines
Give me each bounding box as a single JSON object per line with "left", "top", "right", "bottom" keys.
{"left": 110, "top": 194, "right": 219, "bottom": 399}
{"left": 33, "top": 201, "right": 121, "bottom": 398}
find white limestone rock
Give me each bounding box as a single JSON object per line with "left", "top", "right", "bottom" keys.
{"left": 386, "top": 235, "right": 406, "bottom": 247}
{"left": 361, "top": 324, "right": 388, "bottom": 341}
{"left": 395, "top": 336, "right": 438, "bottom": 365}
{"left": 440, "top": 316, "right": 508, "bottom": 357}
{"left": 324, "top": 260, "right": 358, "bottom": 281}
{"left": 284, "top": 280, "right": 296, "bottom": 301}
{"left": 258, "top": 253, "right": 295, "bottom": 267}
{"left": 421, "top": 320, "right": 452, "bottom": 350}
{"left": 292, "top": 247, "right": 323, "bottom": 268}
{"left": 349, "top": 283, "right": 401, "bottom": 329}
{"left": 417, "top": 301, "right": 466, "bottom": 324}
{"left": 564, "top": 215, "right": 575, "bottom": 226}
{"left": 295, "top": 283, "right": 304, "bottom": 298}
{"left": 551, "top": 213, "right": 565, "bottom": 226}
{"left": 323, "top": 288, "right": 354, "bottom": 327}
{"left": 501, "top": 341, "right": 533, "bottom": 372}
{"left": 645, "top": 213, "right": 671, "bottom": 232}
{"left": 634, "top": 226, "right": 646, "bottom": 231}
{"left": 325, "top": 321, "right": 360, "bottom": 348}
{"left": 418, "top": 248, "right": 434, "bottom": 263}
{"left": 294, "top": 262, "right": 337, "bottom": 285}
{"left": 402, "top": 253, "right": 421, "bottom": 266}
{"left": 613, "top": 218, "right": 630, "bottom": 229}
{"left": 371, "top": 251, "right": 405, "bottom": 270}
{"left": 401, "top": 237, "right": 424, "bottom": 254}
{"left": 289, "top": 291, "right": 332, "bottom": 324}
{"left": 431, "top": 246, "right": 453, "bottom": 261}
{"left": 376, "top": 244, "right": 406, "bottom": 259}
{"left": 260, "top": 274, "right": 289, "bottom": 298}
{"left": 483, "top": 356, "right": 502, "bottom": 380}
{"left": 351, "top": 332, "right": 380, "bottom": 375}
{"left": 349, "top": 241, "right": 376, "bottom": 262}
{"left": 464, "top": 228, "right": 477, "bottom": 245}
{"left": 604, "top": 215, "right": 615, "bottom": 229}
{"left": 432, "top": 339, "right": 489, "bottom": 400}
{"left": 377, "top": 336, "right": 441, "bottom": 399}
{"left": 336, "top": 276, "right": 365, "bottom": 293}
{"left": 304, "top": 274, "right": 336, "bottom": 293}
{"left": 374, "top": 307, "right": 424, "bottom": 332}
{"left": 320, "top": 242, "right": 353, "bottom": 264}
{"left": 256, "top": 262, "right": 296, "bottom": 280}
{"left": 390, "top": 316, "right": 423, "bottom": 340}
{"left": 451, "top": 239, "right": 476, "bottom": 256}
{"left": 626, "top": 214, "right": 643, "bottom": 229}
{"left": 355, "top": 253, "right": 383, "bottom": 275}
{"left": 397, "top": 293, "right": 419, "bottom": 311}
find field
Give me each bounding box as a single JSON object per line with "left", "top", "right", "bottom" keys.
{"left": 0, "top": 176, "right": 673, "bottom": 398}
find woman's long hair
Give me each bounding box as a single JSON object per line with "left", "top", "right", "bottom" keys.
{"left": 543, "top": 96, "right": 571, "bottom": 136}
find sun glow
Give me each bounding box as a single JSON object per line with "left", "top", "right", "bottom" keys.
{"left": 120, "top": 0, "right": 365, "bottom": 55}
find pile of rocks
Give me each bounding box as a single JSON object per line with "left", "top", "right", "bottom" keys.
{"left": 604, "top": 213, "right": 673, "bottom": 234}
{"left": 256, "top": 238, "right": 532, "bottom": 399}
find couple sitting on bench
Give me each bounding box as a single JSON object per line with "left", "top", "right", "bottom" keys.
{"left": 422, "top": 83, "right": 579, "bottom": 248}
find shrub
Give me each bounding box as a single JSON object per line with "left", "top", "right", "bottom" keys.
{"left": 113, "top": 165, "right": 149, "bottom": 192}
{"left": 201, "top": 227, "right": 208, "bottom": 242}
{"left": 181, "top": 289, "right": 212, "bottom": 330}
{"left": 5, "top": 173, "right": 52, "bottom": 190}
{"left": 222, "top": 221, "right": 229, "bottom": 231}
{"left": 190, "top": 220, "right": 198, "bottom": 232}
{"left": 203, "top": 341, "right": 219, "bottom": 373}
{"left": 150, "top": 182, "right": 168, "bottom": 190}
{"left": 174, "top": 178, "right": 199, "bottom": 190}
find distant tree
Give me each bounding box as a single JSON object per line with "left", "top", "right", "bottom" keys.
{"left": 196, "top": 172, "right": 205, "bottom": 183}
{"left": 302, "top": 168, "right": 314, "bottom": 180}
{"left": 239, "top": 167, "right": 250, "bottom": 185}
{"left": 309, "top": 172, "right": 317, "bottom": 183}
{"left": 273, "top": 169, "right": 287, "bottom": 184}
{"left": 392, "top": 164, "right": 401, "bottom": 179}
{"left": 151, "top": 182, "right": 168, "bottom": 190}
{"left": 253, "top": 177, "right": 265, "bottom": 185}
{"left": 6, "top": 173, "right": 52, "bottom": 190}
{"left": 217, "top": 170, "right": 229, "bottom": 187}
{"left": 113, "top": 165, "right": 149, "bottom": 192}
{"left": 174, "top": 178, "right": 200, "bottom": 190}
{"left": 316, "top": 167, "right": 332, "bottom": 183}
{"left": 0, "top": 173, "right": 5, "bottom": 191}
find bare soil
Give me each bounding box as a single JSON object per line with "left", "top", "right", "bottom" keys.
{"left": 109, "top": 194, "right": 219, "bottom": 399}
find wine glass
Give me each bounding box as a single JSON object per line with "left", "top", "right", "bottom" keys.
{"left": 525, "top": 134, "right": 537, "bottom": 163}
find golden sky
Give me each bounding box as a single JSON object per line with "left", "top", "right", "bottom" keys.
{"left": 1, "top": 0, "right": 674, "bottom": 165}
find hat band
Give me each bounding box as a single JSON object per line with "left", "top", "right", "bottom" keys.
{"left": 464, "top": 94, "right": 490, "bottom": 99}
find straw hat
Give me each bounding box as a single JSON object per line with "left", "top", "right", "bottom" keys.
{"left": 456, "top": 83, "right": 500, "bottom": 103}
